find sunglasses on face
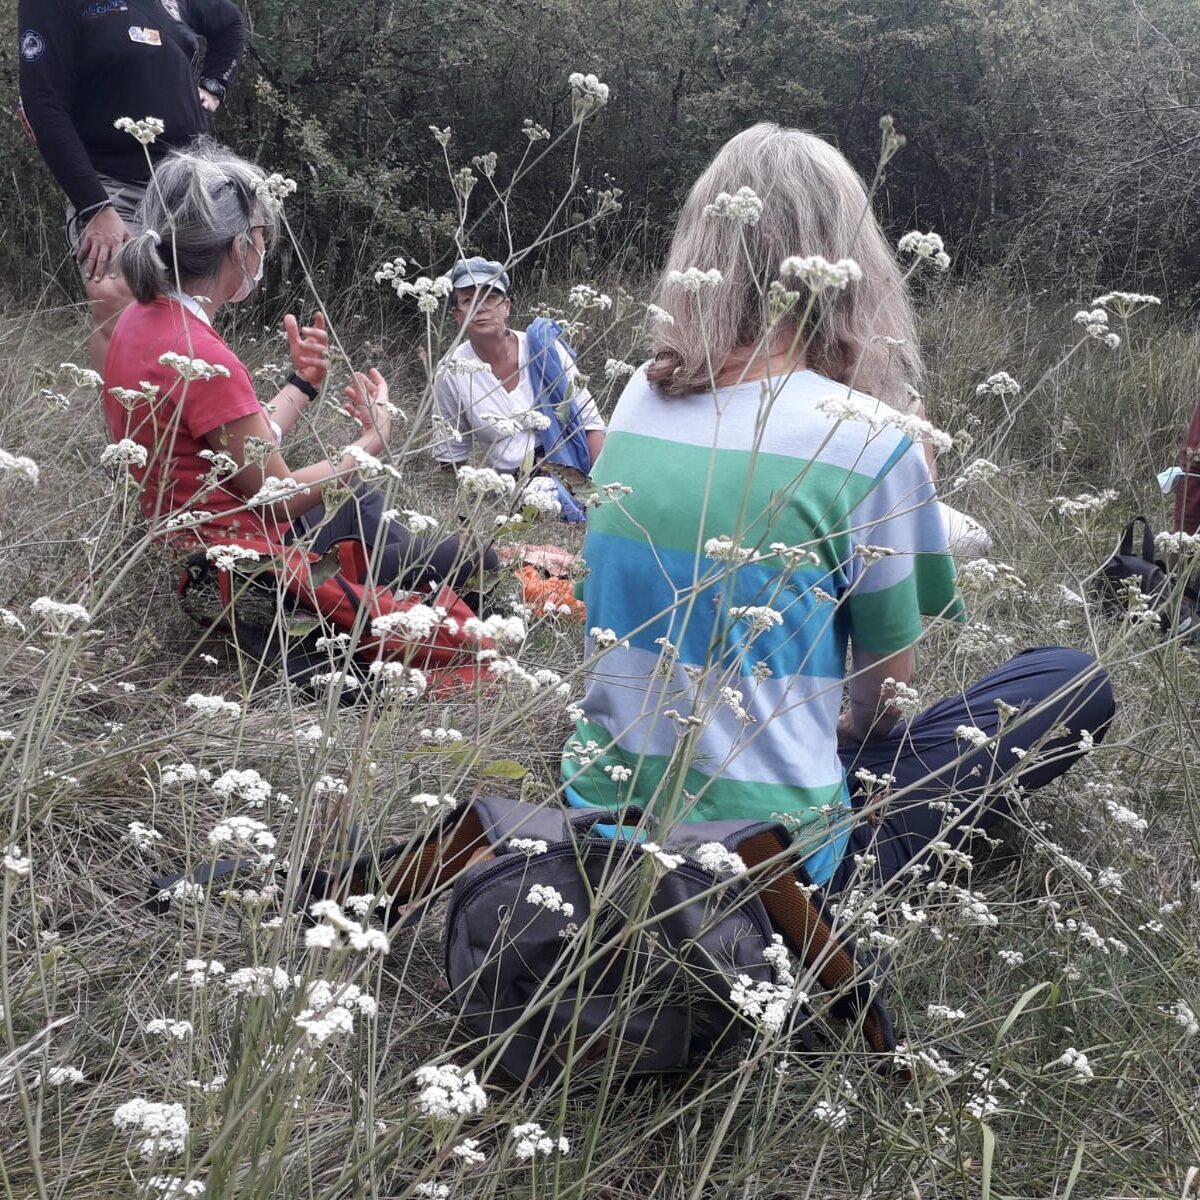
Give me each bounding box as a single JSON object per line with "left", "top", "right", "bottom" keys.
{"left": 454, "top": 289, "right": 507, "bottom": 311}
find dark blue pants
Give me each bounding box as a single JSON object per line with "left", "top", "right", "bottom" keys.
{"left": 827, "top": 647, "right": 1116, "bottom": 894}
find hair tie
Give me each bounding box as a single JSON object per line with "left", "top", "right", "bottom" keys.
{"left": 147, "top": 229, "right": 162, "bottom": 246}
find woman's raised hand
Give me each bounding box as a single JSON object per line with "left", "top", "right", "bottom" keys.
{"left": 343, "top": 369, "right": 392, "bottom": 453}
{"left": 284, "top": 310, "right": 329, "bottom": 389}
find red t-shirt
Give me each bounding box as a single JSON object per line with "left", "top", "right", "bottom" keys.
{"left": 104, "top": 297, "right": 285, "bottom": 543}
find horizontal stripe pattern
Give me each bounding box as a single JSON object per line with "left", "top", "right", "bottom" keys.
{"left": 562, "top": 367, "right": 961, "bottom": 885}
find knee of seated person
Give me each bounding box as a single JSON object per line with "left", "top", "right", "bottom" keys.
{"left": 85, "top": 272, "right": 133, "bottom": 323}
{"left": 1049, "top": 648, "right": 1116, "bottom": 730}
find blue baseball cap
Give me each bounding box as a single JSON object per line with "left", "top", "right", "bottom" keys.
{"left": 450, "top": 256, "right": 511, "bottom": 294}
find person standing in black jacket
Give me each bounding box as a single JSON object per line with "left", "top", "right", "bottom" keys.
{"left": 18, "top": 0, "right": 245, "bottom": 372}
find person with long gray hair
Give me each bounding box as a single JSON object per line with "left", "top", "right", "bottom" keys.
{"left": 104, "top": 140, "right": 497, "bottom": 610}
{"left": 562, "top": 123, "right": 1113, "bottom": 897}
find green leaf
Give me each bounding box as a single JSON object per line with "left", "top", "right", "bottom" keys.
{"left": 994, "top": 981, "right": 1051, "bottom": 1046}
{"left": 1060, "top": 1141, "right": 1085, "bottom": 1200}
{"left": 310, "top": 548, "right": 344, "bottom": 585}
{"left": 482, "top": 759, "right": 529, "bottom": 780}
{"left": 981, "top": 1122, "right": 996, "bottom": 1200}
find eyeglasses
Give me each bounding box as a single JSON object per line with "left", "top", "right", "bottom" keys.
{"left": 453, "top": 289, "right": 508, "bottom": 311}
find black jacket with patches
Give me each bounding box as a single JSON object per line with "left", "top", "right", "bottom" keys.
{"left": 18, "top": 0, "right": 244, "bottom": 214}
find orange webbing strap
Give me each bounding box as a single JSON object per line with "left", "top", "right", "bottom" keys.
{"left": 738, "top": 831, "right": 903, "bottom": 1069}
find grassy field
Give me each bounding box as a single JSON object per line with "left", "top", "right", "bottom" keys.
{"left": 2, "top": 262, "right": 1200, "bottom": 1200}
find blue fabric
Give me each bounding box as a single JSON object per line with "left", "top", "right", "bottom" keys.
{"left": 526, "top": 317, "right": 590, "bottom": 523}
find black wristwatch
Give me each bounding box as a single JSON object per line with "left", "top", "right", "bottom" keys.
{"left": 287, "top": 372, "right": 319, "bottom": 401}
{"left": 199, "top": 78, "right": 227, "bottom": 101}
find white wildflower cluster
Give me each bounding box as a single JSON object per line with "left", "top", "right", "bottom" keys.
{"left": 457, "top": 465, "right": 517, "bottom": 499}
{"left": 568, "top": 71, "right": 610, "bottom": 120}
{"left": 527, "top": 883, "right": 574, "bottom": 918}
{"left": 145, "top": 1018, "right": 193, "bottom": 1041}
{"left": 112, "top": 1097, "right": 188, "bottom": 1157}
{"left": 29, "top": 596, "right": 91, "bottom": 628}
{"left": 58, "top": 361, "right": 104, "bottom": 390}
{"left": 3, "top": 844, "right": 31, "bottom": 878}
{"left": 780, "top": 254, "right": 863, "bottom": 292}
{"left": 414, "top": 1184, "right": 449, "bottom": 1200}
{"left": 728, "top": 605, "right": 783, "bottom": 633}
{"left": 304, "top": 899, "right": 390, "bottom": 955}
{"left": 950, "top": 457, "right": 1001, "bottom": 490}
{"left": 568, "top": 283, "right": 613, "bottom": 310}
{"left": 976, "top": 371, "right": 1021, "bottom": 398}
{"left": 519, "top": 476, "right": 563, "bottom": 516}
{"left": 420, "top": 725, "right": 464, "bottom": 745}
{"left": 508, "top": 837, "right": 548, "bottom": 856}
{"left": 1092, "top": 291, "right": 1161, "bottom": 318}
{"left": 604, "top": 357, "right": 636, "bottom": 381}
{"left": 147, "top": 1177, "right": 206, "bottom": 1200}
{"left": 703, "top": 186, "right": 763, "bottom": 226}
{"left": 211, "top": 768, "right": 272, "bottom": 808}
{"left": 955, "top": 724, "right": 991, "bottom": 748}
{"left": 168, "top": 959, "right": 225, "bottom": 989}
{"left": 183, "top": 693, "right": 241, "bottom": 720}
{"left": 511, "top": 1122, "right": 570, "bottom": 1160}
{"left": 1073, "top": 306, "right": 1120, "bottom": 349}
{"left": 389, "top": 274, "right": 454, "bottom": 315}
{"left": 483, "top": 407, "right": 552, "bottom": 437}
{"left": 897, "top": 230, "right": 951, "bottom": 270}
{"left": 730, "top": 972, "right": 804, "bottom": 1034}
{"left": 1047, "top": 1046, "right": 1094, "bottom": 1080}
{"left": 811, "top": 1098, "right": 851, "bottom": 1131}
{"left": 927, "top": 1003, "right": 967, "bottom": 1022}
{"left": 882, "top": 677, "right": 921, "bottom": 719}
{"left": 161, "top": 763, "right": 212, "bottom": 787}
{"left": 294, "top": 978, "right": 378, "bottom": 1045}
{"left": 372, "top": 603, "right": 451, "bottom": 641}
{"left": 255, "top": 173, "right": 297, "bottom": 211}
{"left": 521, "top": 118, "right": 550, "bottom": 141}
{"left": 436, "top": 357, "right": 489, "bottom": 379}
{"left": 113, "top": 115, "right": 165, "bottom": 144}
{"left": 343, "top": 445, "right": 400, "bottom": 480}
{"left": 1169, "top": 999, "right": 1199, "bottom": 1037}
{"left": 667, "top": 267, "right": 724, "bottom": 293}
{"left": 815, "top": 394, "right": 952, "bottom": 451}
{"left": 410, "top": 792, "right": 457, "bottom": 813}
{"left": 589, "top": 626, "right": 623, "bottom": 649}
{"left": 704, "top": 535, "right": 755, "bottom": 564}
{"left": 158, "top": 352, "right": 230, "bottom": 381}
{"left": 248, "top": 477, "right": 309, "bottom": 506}
{"left": 997, "top": 948, "right": 1025, "bottom": 967}
{"left": 1155, "top": 530, "right": 1200, "bottom": 559}
{"left": 126, "top": 821, "right": 163, "bottom": 852}
{"left": 462, "top": 613, "right": 526, "bottom": 647}
{"left": 208, "top": 814, "right": 276, "bottom": 853}
{"left": 387, "top": 509, "right": 439, "bottom": 536}
{"left": 641, "top": 842, "right": 685, "bottom": 871}
{"left": 108, "top": 380, "right": 159, "bottom": 408}
{"left": 1, "top": 449, "right": 40, "bottom": 485}
{"left": 1050, "top": 489, "right": 1118, "bottom": 518}
{"left": 99, "top": 438, "right": 148, "bottom": 471}
{"left": 645, "top": 303, "right": 674, "bottom": 325}
{"left": 225, "top": 964, "right": 293, "bottom": 997}
{"left": 957, "top": 557, "right": 1026, "bottom": 596}
{"left": 35, "top": 1066, "right": 86, "bottom": 1087}
{"left": 719, "top": 685, "right": 753, "bottom": 724}
{"left": 205, "top": 544, "right": 261, "bottom": 572}
{"left": 414, "top": 1063, "right": 489, "bottom": 1119}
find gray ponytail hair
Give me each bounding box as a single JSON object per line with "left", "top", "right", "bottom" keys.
{"left": 119, "top": 138, "right": 280, "bottom": 305}
{"left": 648, "top": 123, "right": 922, "bottom": 407}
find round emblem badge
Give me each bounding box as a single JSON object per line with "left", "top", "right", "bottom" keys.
{"left": 20, "top": 29, "right": 47, "bottom": 62}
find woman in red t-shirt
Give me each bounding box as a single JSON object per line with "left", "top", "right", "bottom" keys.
{"left": 104, "top": 139, "right": 497, "bottom": 609}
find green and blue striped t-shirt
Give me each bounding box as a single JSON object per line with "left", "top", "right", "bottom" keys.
{"left": 561, "top": 367, "right": 962, "bottom": 884}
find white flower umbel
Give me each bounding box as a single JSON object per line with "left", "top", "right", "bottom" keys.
{"left": 568, "top": 283, "right": 613, "bottom": 310}
{"left": 99, "top": 438, "right": 148, "bottom": 471}
{"left": 704, "top": 535, "right": 755, "bottom": 564}
{"left": 694, "top": 843, "right": 747, "bottom": 876}
{"left": 167, "top": 959, "right": 225, "bottom": 989}
{"left": 255, "top": 173, "right": 297, "bottom": 211}
{"left": 247, "top": 477, "right": 309, "bottom": 506}
{"left": 147, "top": 1177, "right": 206, "bottom": 1200}
{"left": 126, "top": 822, "right": 162, "bottom": 852}
{"left": 645, "top": 303, "right": 675, "bottom": 325}
{"left": 414, "top": 1063, "right": 489, "bottom": 1119}
{"left": 511, "top": 1122, "right": 570, "bottom": 1160}
{"left": 521, "top": 118, "right": 551, "bottom": 141}
{"left": 897, "top": 230, "right": 951, "bottom": 271}
{"left": 976, "top": 371, "right": 1021, "bottom": 398}
{"left": 225, "top": 964, "right": 293, "bottom": 997}
{"left": 1050, "top": 489, "right": 1118, "bottom": 518}
{"left": 304, "top": 899, "right": 390, "bottom": 955}
{"left": 3, "top": 845, "right": 31, "bottom": 878}
{"left": 1047, "top": 1046, "right": 1094, "bottom": 1080}
{"left": 641, "top": 842, "right": 685, "bottom": 871}
{"left": 453, "top": 1138, "right": 487, "bottom": 1164}
{"left": 183, "top": 693, "right": 242, "bottom": 719}
{"left": 385, "top": 274, "right": 453, "bottom": 313}
{"left": 410, "top": 792, "right": 457, "bottom": 813}
{"left": 29, "top": 597, "right": 91, "bottom": 628}
{"left": 211, "top": 768, "right": 272, "bottom": 807}
{"left": 372, "top": 604, "right": 452, "bottom": 641}
{"left": 0, "top": 449, "right": 40, "bottom": 485}
{"left": 728, "top": 605, "right": 783, "bottom": 633}
{"left": 294, "top": 979, "right": 379, "bottom": 1045}
{"left": 205, "top": 544, "right": 261, "bottom": 572}
{"left": 145, "top": 1018, "right": 194, "bottom": 1041}
{"left": 207, "top": 814, "right": 276, "bottom": 853}
{"left": 568, "top": 71, "right": 610, "bottom": 120}
{"left": 811, "top": 1099, "right": 851, "bottom": 1130}
{"left": 457, "top": 466, "right": 517, "bottom": 499}
{"left": 1170, "top": 1000, "right": 1199, "bottom": 1037}
{"left": 730, "top": 975, "right": 803, "bottom": 1033}
{"left": 1092, "top": 291, "right": 1161, "bottom": 319}
{"left": 112, "top": 1097, "right": 189, "bottom": 1157}
{"left": 526, "top": 883, "right": 574, "bottom": 918}
{"left": 780, "top": 254, "right": 863, "bottom": 293}
{"left": 158, "top": 351, "right": 231, "bottom": 381}
{"left": 950, "top": 457, "right": 1001, "bottom": 490}
{"left": 926, "top": 1003, "right": 967, "bottom": 1022}
{"left": 1073, "top": 306, "right": 1121, "bottom": 349}
{"left": 508, "top": 837, "right": 549, "bottom": 856}
{"left": 667, "top": 267, "right": 724, "bottom": 293}
{"left": 113, "top": 115, "right": 165, "bottom": 145}
{"left": 604, "top": 357, "right": 636, "bottom": 381}
{"left": 59, "top": 361, "right": 104, "bottom": 390}
{"left": 704, "top": 186, "right": 764, "bottom": 226}
{"left": 462, "top": 613, "right": 527, "bottom": 648}
{"left": 955, "top": 725, "right": 990, "bottom": 748}
{"left": 35, "top": 1066, "right": 86, "bottom": 1088}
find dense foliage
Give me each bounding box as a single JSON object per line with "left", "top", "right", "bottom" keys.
{"left": 2, "top": 0, "right": 1199, "bottom": 293}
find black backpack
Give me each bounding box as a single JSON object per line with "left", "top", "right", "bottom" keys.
{"left": 1096, "top": 516, "right": 1200, "bottom": 640}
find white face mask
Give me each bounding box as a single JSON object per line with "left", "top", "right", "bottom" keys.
{"left": 229, "top": 233, "right": 264, "bottom": 303}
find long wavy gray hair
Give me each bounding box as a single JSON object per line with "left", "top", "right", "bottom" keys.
{"left": 648, "top": 123, "right": 921, "bottom": 407}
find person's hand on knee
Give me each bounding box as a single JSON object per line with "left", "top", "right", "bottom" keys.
{"left": 78, "top": 206, "right": 130, "bottom": 283}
